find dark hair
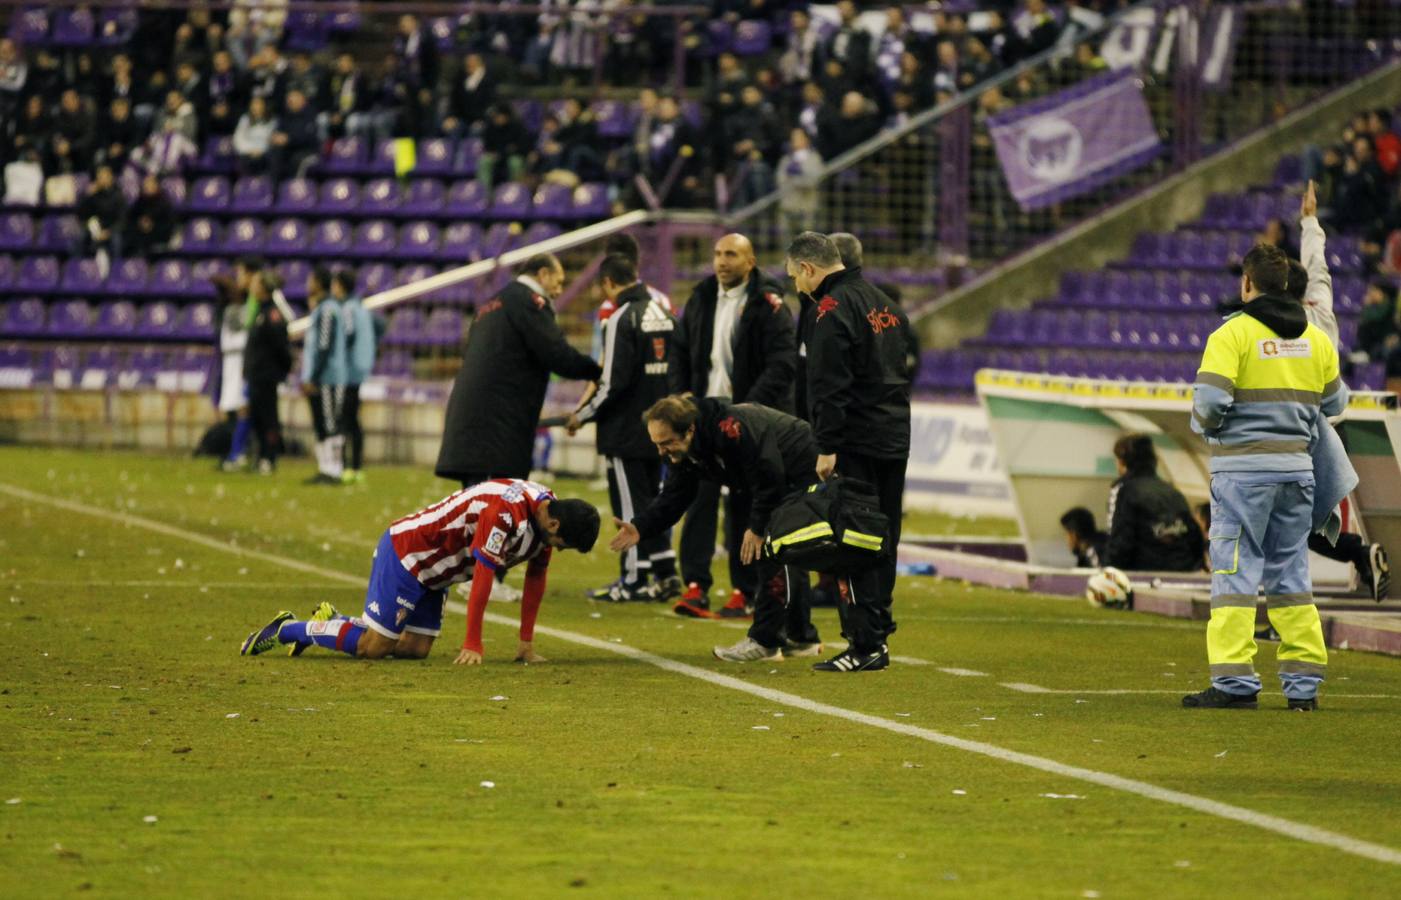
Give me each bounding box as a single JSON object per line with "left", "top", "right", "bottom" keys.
{"left": 518, "top": 253, "right": 560, "bottom": 278}
{"left": 605, "top": 232, "right": 641, "bottom": 265}
{"left": 786, "top": 231, "right": 841, "bottom": 268}
{"left": 550, "top": 499, "right": 601, "bottom": 552}
{"left": 1059, "top": 506, "right": 1097, "bottom": 539}
{"left": 309, "top": 265, "right": 333, "bottom": 293}
{"left": 332, "top": 269, "right": 357, "bottom": 295}
{"left": 599, "top": 253, "right": 637, "bottom": 287}
{"left": 1242, "top": 243, "right": 1289, "bottom": 295}
{"left": 1113, "top": 433, "right": 1157, "bottom": 476}
{"left": 1286, "top": 258, "right": 1307, "bottom": 302}
{"left": 643, "top": 394, "right": 700, "bottom": 433}
{"left": 237, "top": 255, "right": 266, "bottom": 274}
{"left": 828, "top": 232, "right": 864, "bottom": 268}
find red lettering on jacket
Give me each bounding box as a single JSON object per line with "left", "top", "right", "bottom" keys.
{"left": 816, "top": 296, "right": 838, "bottom": 322}
{"left": 867, "top": 307, "right": 901, "bottom": 335}
{"left": 478, "top": 298, "right": 503, "bottom": 318}
{"left": 718, "top": 416, "right": 741, "bottom": 440}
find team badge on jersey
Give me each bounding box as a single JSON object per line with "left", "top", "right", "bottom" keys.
{"left": 653, "top": 337, "right": 666, "bottom": 360}
{"left": 485, "top": 527, "right": 507, "bottom": 555}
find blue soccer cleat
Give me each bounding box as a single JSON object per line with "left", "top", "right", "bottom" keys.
{"left": 240, "top": 611, "right": 295, "bottom": 656}
{"left": 288, "top": 601, "right": 341, "bottom": 657}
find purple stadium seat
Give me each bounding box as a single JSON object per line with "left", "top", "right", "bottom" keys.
{"left": 2, "top": 298, "right": 47, "bottom": 337}
{"left": 60, "top": 258, "right": 105, "bottom": 295}
{"left": 137, "top": 301, "right": 179, "bottom": 339}
{"left": 8, "top": 8, "right": 50, "bottom": 44}
{"left": 177, "top": 218, "right": 219, "bottom": 256}
{"left": 150, "top": 259, "right": 196, "bottom": 297}
{"left": 396, "top": 264, "right": 438, "bottom": 289}
{"left": 98, "top": 8, "right": 138, "bottom": 46}
{"left": 230, "top": 176, "right": 275, "bottom": 214}
{"left": 266, "top": 218, "right": 311, "bottom": 257}
{"left": 309, "top": 220, "right": 352, "bottom": 256}
{"left": 374, "top": 350, "right": 413, "bottom": 378}
{"left": 95, "top": 301, "right": 138, "bottom": 338}
{"left": 357, "top": 263, "right": 396, "bottom": 296}
{"left": 224, "top": 217, "right": 267, "bottom": 255}
{"left": 35, "top": 211, "right": 82, "bottom": 250}
{"left": 520, "top": 223, "right": 562, "bottom": 247}
{"left": 479, "top": 223, "right": 516, "bottom": 259}
{"left": 322, "top": 138, "right": 367, "bottom": 175}
{"left": 106, "top": 258, "right": 149, "bottom": 296}
{"left": 532, "top": 183, "right": 572, "bottom": 219}
{"left": 490, "top": 183, "right": 532, "bottom": 219}
{"left": 415, "top": 139, "right": 455, "bottom": 176}
{"left": 402, "top": 179, "right": 446, "bottom": 216}
{"left": 353, "top": 220, "right": 397, "bottom": 256}
{"left": 283, "top": 10, "right": 329, "bottom": 51}
{"left": 383, "top": 307, "right": 425, "bottom": 346}
{"left": 277, "top": 178, "right": 318, "bottom": 215}
{"left": 277, "top": 260, "right": 312, "bottom": 301}
{"left": 192, "top": 258, "right": 233, "bottom": 284}
{"left": 369, "top": 139, "right": 398, "bottom": 175}
{"left": 318, "top": 178, "right": 361, "bottom": 215}
{"left": 0, "top": 212, "right": 35, "bottom": 251}
{"left": 430, "top": 16, "right": 458, "bottom": 51}
{"left": 16, "top": 257, "right": 60, "bottom": 295}
{"left": 160, "top": 176, "right": 187, "bottom": 208}
{"left": 444, "top": 180, "right": 489, "bottom": 218}
{"left": 51, "top": 7, "right": 95, "bottom": 46}
{"left": 0, "top": 341, "right": 35, "bottom": 388}
{"left": 178, "top": 302, "right": 217, "bottom": 340}
{"left": 422, "top": 308, "right": 464, "bottom": 346}
{"left": 592, "top": 100, "right": 635, "bottom": 139}
{"left": 361, "top": 178, "right": 403, "bottom": 215}
{"left": 188, "top": 175, "right": 232, "bottom": 213}
{"left": 0, "top": 254, "right": 11, "bottom": 290}
{"left": 48, "top": 299, "right": 93, "bottom": 336}
{"left": 458, "top": 138, "right": 482, "bottom": 175}
{"left": 439, "top": 222, "right": 482, "bottom": 263}
{"left": 398, "top": 221, "right": 441, "bottom": 260}
{"left": 512, "top": 101, "right": 542, "bottom": 134}
{"left": 197, "top": 136, "right": 236, "bottom": 174}
{"left": 731, "top": 19, "right": 773, "bottom": 55}
{"left": 329, "top": 8, "right": 362, "bottom": 33}
{"left": 43, "top": 346, "right": 82, "bottom": 388}
{"left": 572, "top": 183, "right": 610, "bottom": 219}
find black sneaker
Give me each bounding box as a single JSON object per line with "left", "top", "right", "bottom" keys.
{"left": 1182, "top": 686, "right": 1258, "bottom": 709}
{"left": 652, "top": 575, "right": 684, "bottom": 604}
{"left": 596, "top": 580, "right": 654, "bottom": 603}
{"left": 1368, "top": 543, "right": 1390, "bottom": 602}
{"left": 303, "top": 473, "right": 341, "bottom": 486}
{"left": 1287, "top": 696, "right": 1318, "bottom": 711}
{"left": 813, "top": 645, "right": 889, "bottom": 673}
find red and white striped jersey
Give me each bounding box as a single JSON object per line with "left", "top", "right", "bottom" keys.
{"left": 388, "top": 479, "right": 555, "bottom": 589}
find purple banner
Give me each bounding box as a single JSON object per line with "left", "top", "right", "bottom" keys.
{"left": 989, "top": 70, "right": 1162, "bottom": 212}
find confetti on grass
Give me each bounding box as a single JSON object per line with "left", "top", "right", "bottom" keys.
{"left": 143, "top": 815, "right": 158, "bottom": 823}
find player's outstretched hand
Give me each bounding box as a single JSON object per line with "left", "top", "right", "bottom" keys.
{"left": 816, "top": 453, "right": 837, "bottom": 482}
{"left": 454, "top": 648, "right": 483, "bottom": 666}
{"left": 1301, "top": 179, "right": 1317, "bottom": 218}
{"left": 740, "top": 528, "right": 764, "bottom": 565}
{"left": 514, "top": 641, "right": 547, "bottom": 664}
{"left": 609, "top": 517, "right": 641, "bottom": 552}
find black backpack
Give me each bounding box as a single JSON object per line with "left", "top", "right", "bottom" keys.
{"left": 762, "top": 476, "right": 890, "bottom": 575}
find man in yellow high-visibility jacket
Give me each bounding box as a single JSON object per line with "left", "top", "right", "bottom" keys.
{"left": 1187, "top": 242, "right": 1348, "bottom": 710}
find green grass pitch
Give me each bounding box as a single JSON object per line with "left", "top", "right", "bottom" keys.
{"left": 2, "top": 446, "right": 1400, "bottom": 897}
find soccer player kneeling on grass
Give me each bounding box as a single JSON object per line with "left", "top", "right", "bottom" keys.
{"left": 239, "top": 480, "right": 600, "bottom": 665}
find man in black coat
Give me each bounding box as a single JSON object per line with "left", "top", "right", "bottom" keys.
{"left": 435, "top": 253, "right": 602, "bottom": 486}
{"left": 243, "top": 271, "right": 293, "bottom": 475}
{"left": 787, "top": 231, "right": 911, "bottom": 673}
{"left": 669, "top": 232, "right": 797, "bottom": 616}
{"left": 567, "top": 255, "right": 679, "bottom": 602}
{"left": 611, "top": 395, "right": 824, "bottom": 662}
{"left": 1104, "top": 434, "right": 1204, "bottom": 572}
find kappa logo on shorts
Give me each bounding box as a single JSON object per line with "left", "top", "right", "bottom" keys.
{"left": 1258, "top": 337, "right": 1311, "bottom": 359}
{"left": 485, "top": 527, "right": 507, "bottom": 555}
{"left": 368, "top": 601, "right": 381, "bottom": 615}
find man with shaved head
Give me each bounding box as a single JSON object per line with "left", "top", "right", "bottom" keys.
{"left": 669, "top": 233, "right": 797, "bottom": 618}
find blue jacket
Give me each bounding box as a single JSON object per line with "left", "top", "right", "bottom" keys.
{"left": 301, "top": 299, "right": 349, "bottom": 386}
{"left": 341, "top": 296, "right": 377, "bottom": 385}
{"left": 1311, "top": 412, "right": 1358, "bottom": 543}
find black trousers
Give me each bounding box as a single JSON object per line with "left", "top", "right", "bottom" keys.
{"left": 307, "top": 385, "right": 345, "bottom": 441}
{"left": 748, "top": 560, "right": 820, "bottom": 649}
{"left": 833, "top": 451, "right": 906, "bottom": 653}
{"left": 607, "top": 455, "right": 676, "bottom": 584}
{"left": 341, "top": 385, "right": 364, "bottom": 470}
{"left": 1308, "top": 531, "right": 1368, "bottom": 568}
{"left": 247, "top": 378, "right": 283, "bottom": 465}
{"left": 679, "top": 479, "right": 758, "bottom": 597}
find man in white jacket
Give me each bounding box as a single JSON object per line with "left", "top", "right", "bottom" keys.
{"left": 1293, "top": 180, "right": 1390, "bottom": 601}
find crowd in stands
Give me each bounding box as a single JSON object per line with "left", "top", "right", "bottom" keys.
{"left": 0, "top": 0, "right": 1110, "bottom": 236}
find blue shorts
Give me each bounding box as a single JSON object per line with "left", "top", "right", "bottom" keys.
{"left": 361, "top": 530, "right": 446, "bottom": 640}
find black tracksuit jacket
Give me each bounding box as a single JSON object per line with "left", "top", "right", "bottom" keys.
{"left": 575, "top": 282, "right": 677, "bottom": 459}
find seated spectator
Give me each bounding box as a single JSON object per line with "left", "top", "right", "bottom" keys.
{"left": 233, "top": 95, "right": 277, "bottom": 175}
{"left": 285, "top": 52, "right": 325, "bottom": 111}
{"left": 270, "top": 89, "right": 320, "bottom": 180}
{"left": 796, "top": 81, "right": 833, "bottom": 146}
{"left": 78, "top": 164, "right": 127, "bottom": 269}
{"left": 891, "top": 51, "right": 934, "bottom": 110}
{"left": 125, "top": 174, "right": 176, "bottom": 256}
{"left": 724, "top": 84, "right": 781, "bottom": 206}
{"left": 99, "top": 97, "right": 145, "bottom": 171}
{"left": 780, "top": 9, "right": 821, "bottom": 86}
{"left": 131, "top": 115, "right": 197, "bottom": 177}
{"left": 552, "top": 98, "right": 604, "bottom": 181}
{"left": 1060, "top": 506, "right": 1108, "bottom": 568}
{"left": 479, "top": 102, "right": 532, "bottom": 192}
{"left": 53, "top": 89, "right": 96, "bottom": 171}
{"left": 0, "top": 38, "right": 28, "bottom": 120}
{"left": 1015, "top": 0, "right": 1064, "bottom": 58}
{"left": 777, "top": 127, "right": 823, "bottom": 234}
{"left": 443, "top": 52, "right": 496, "bottom": 136}
{"left": 154, "top": 90, "right": 198, "bottom": 144}
{"left": 322, "top": 52, "right": 368, "bottom": 140}
{"left": 1105, "top": 434, "right": 1204, "bottom": 572}
{"left": 645, "top": 95, "right": 702, "bottom": 205}
{"left": 821, "top": 91, "right": 880, "bottom": 159}
{"left": 173, "top": 62, "right": 206, "bottom": 119}
{"left": 11, "top": 95, "right": 51, "bottom": 163}
{"left": 820, "top": 0, "right": 872, "bottom": 82}
{"left": 1355, "top": 280, "right": 1398, "bottom": 364}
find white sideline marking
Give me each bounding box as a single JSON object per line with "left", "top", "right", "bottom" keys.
{"left": 6, "top": 481, "right": 1401, "bottom": 868}
{"left": 937, "top": 666, "right": 989, "bottom": 677}
{"left": 1000, "top": 683, "right": 1399, "bottom": 700}
{"left": 15, "top": 579, "right": 351, "bottom": 589}
{"left": 890, "top": 655, "right": 932, "bottom": 666}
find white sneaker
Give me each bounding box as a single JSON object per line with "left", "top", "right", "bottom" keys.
{"left": 490, "top": 580, "right": 522, "bottom": 603}
{"left": 712, "top": 638, "right": 783, "bottom": 663}
{"left": 783, "top": 640, "right": 824, "bottom": 658}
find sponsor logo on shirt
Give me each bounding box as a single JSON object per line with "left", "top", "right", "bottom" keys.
{"left": 1258, "top": 338, "right": 1311, "bottom": 359}
{"left": 395, "top": 595, "right": 415, "bottom": 609}
{"left": 867, "top": 307, "right": 901, "bottom": 335}
{"left": 652, "top": 337, "right": 667, "bottom": 361}
{"left": 485, "top": 527, "right": 508, "bottom": 555}
{"left": 816, "top": 296, "right": 838, "bottom": 322}
{"left": 718, "top": 416, "right": 742, "bottom": 440}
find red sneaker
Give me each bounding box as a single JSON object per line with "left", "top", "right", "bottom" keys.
{"left": 717, "top": 589, "right": 753, "bottom": 620}
{"left": 673, "top": 582, "right": 715, "bottom": 618}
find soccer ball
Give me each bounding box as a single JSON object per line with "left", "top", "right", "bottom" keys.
{"left": 1085, "top": 567, "right": 1133, "bottom": 609}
